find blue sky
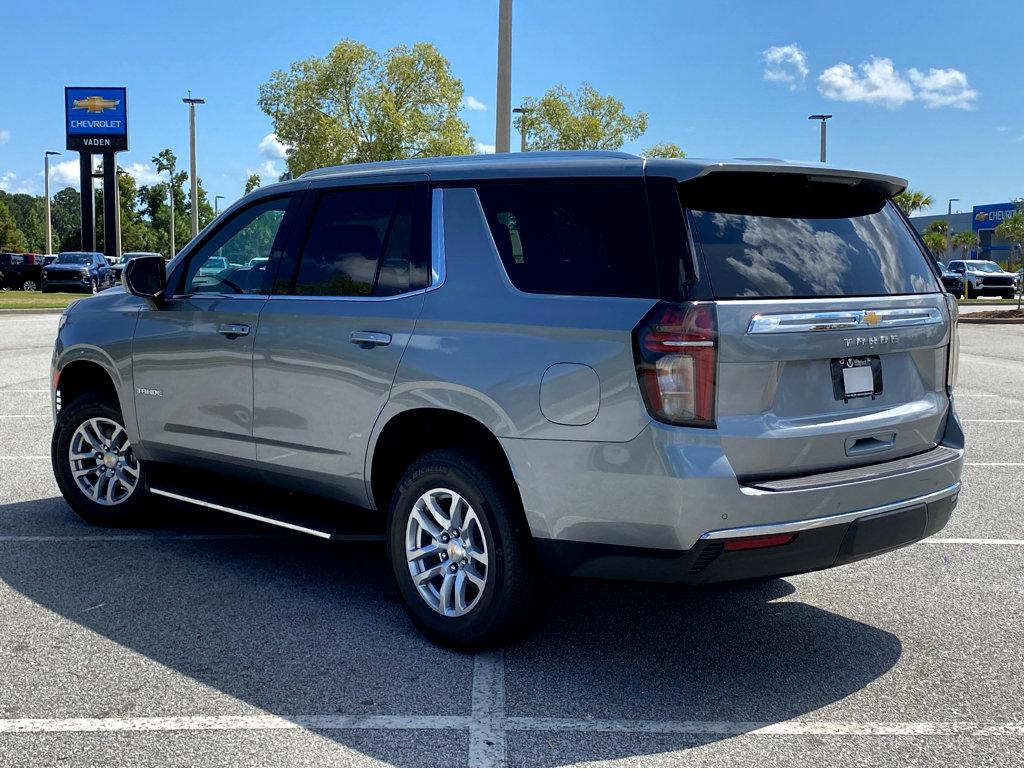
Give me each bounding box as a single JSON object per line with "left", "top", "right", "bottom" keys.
{"left": 1, "top": 0, "right": 1020, "bottom": 214}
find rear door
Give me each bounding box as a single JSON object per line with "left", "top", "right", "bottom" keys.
{"left": 251, "top": 179, "right": 430, "bottom": 505}
{"left": 677, "top": 171, "right": 950, "bottom": 480}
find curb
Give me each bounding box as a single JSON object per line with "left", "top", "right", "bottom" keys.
{"left": 959, "top": 317, "right": 1024, "bottom": 325}
{"left": 0, "top": 308, "right": 66, "bottom": 315}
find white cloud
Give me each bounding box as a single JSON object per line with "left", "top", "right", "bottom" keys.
{"left": 762, "top": 44, "right": 808, "bottom": 90}
{"left": 996, "top": 125, "right": 1010, "bottom": 132}
{"left": 48, "top": 159, "right": 81, "bottom": 189}
{"left": 463, "top": 95, "right": 487, "bottom": 111}
{"left": 0, "top": 171, "right": 34, "bottom": 194}
{"left": 121, "top": 162, "right": 163, "bottom": 186}
{"left": 475, "top": 142, "right": 496, "bottom": 154}
{"left": 907, "top": 67, "right": 978, "bottom": 110}
{"left": 246, "top": 159, "right": 283, "bottom": 185}
{"left": 817, "top": 56, "right": 978, "bottom": 110}
{"left": 0, "top": 130, "right": 9, "bottom": 144}
{"left": 818, "top": 57, "right": 914, "bottom": 108}
{"left": 258, "top": 132, "right": 288, "bottom": 159}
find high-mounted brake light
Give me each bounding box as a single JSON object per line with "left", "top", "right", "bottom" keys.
{"left": 634, "top": 302, "right": 717, "bottom": 427}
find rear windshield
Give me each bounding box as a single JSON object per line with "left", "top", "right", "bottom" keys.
{"left": 682, "top": 175, "right": 940, "bottom": 299}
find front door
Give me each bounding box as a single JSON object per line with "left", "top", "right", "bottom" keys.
{"left": 252, "top": 182, "right": 430, "bottom": 505}
{"left": 132, "top": 195, "right": 296, "bottom": 466}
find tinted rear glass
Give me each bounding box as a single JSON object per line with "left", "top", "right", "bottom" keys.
{"left": 476, "top": 180, "right": 658, "bottom": 298}
{"left": 682, "top": 175, "right": 939, "bottom": 299}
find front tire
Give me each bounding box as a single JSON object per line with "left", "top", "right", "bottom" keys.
{"left": 387, "top": 449, "right": 540, "bottom": 649}
{"left": 21, "top": 279, "right": 37, "bottom": 291}
{"left": 52, "top": 394, "right": 149, "bottom": 526}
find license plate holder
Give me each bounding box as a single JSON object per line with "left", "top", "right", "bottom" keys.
{"left": 831, "top": 356, "right": 882, "bottom": 402}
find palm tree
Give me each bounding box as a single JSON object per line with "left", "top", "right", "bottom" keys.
{"left": 893, "top": 189, "right": 934, "bottom": 216}
{"left": 951, "top": 231, "right": 979, "bottom": 259}
{"left": 922, "top": 230, "right": 946, "bottom": 256}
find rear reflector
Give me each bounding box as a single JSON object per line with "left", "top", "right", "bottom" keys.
{"left": 722, "top": 533, "right": 796, "bottom": 552}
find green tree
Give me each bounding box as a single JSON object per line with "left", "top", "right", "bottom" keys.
{"left": 515, "top": 82, "right": 648, "bottom": 151}
{"left": 0, "top": 192, "right": 45, "bottom": 252}
{"left": 642, "top": 142, "right": 685, "bottom": 159}
{"left": 893, "top": 189, "right": 933, "bottom": 216}
{"left": 0, "top": 201, "right": 28, "bottom": 251}
{"left": 244, "top": 173, "right": 261, "bottom": 195}
{"left": 922, "top": 230, "right": 946, "bottom": 256}
{"left": 258, "top": 39, "right": 474, "bottom": 175}
{"left": 50, "top": 187, "right": 81, "bottom": 252}
{"left": 950, "top": 231, "right": 979, "bottom": 259}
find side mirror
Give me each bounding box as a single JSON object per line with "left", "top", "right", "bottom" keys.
{"left": 124, "top": 255, "right": 167, "bottom": 303}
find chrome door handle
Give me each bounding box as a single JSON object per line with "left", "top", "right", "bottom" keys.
{"left": 217, "top": 323, "right": 250, "bottom": 337}
{"left": 350, "top": 331, "right": 392, "bottom": 347}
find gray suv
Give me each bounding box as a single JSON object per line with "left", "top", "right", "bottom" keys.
{"left": 49, "top": 152, "right": 964, "bottom": 647}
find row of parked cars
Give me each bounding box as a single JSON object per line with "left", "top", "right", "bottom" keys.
{"left": 936, "top": 259, "right": 1022, "bottom": 299}
{"left": 0, "top": 251, "right": 163, "bottom": 293}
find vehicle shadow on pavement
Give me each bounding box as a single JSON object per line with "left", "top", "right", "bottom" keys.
{"left": 0, "top": 498, "right": 902, "bottom": 766}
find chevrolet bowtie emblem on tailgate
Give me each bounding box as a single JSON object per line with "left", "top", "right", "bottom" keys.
{"left": 72, "top": 96, "right": 120, "bottom": 113}
{"left": 861, "top": 311, "right": 882, "bottom": 326}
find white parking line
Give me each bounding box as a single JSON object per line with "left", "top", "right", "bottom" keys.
{"left": 0, "top": 456, "right": 48, "bottom": 460}
{"left": 965, "top": 462, "right": 1024, "bottom": 466}
{"left": 954, "top": 394, "right": 999, "bottom": 398}
{"left": 962, "top": 419, "right": 1024, "bottom": 423}
{"left": 924, "top": 538, "right": 1024, "bottom": 546}
{"left": 0, "top": 714, "right": 1021, "bottom": 739}
{"left": 469, "top": 649, "right": 506, "bottom": 768}
{"left": 0, "top": 415, "right": 49, "bottom": 418}
{"left": 0, "top": 389, "right": 49, "bottom": 393}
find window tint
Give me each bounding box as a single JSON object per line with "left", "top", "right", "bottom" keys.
{"left": 681, "top": 177, "right": 939, "bottom": 299}
{"left": 181, "top": 197, "right": 290, "bottom": 295}
{"left": 475, "top": 181, "right": 659, "bottom": 297}
{"left": 289, "top": 186, "right": 426, "bottom": 297}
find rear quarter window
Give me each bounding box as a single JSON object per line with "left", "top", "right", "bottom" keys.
{"left": 475, "top": 180, "right": 658, "bottom": 298}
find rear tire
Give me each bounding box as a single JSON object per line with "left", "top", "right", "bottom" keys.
{"left": 21, "top": 279, "right": 37, "bottom": 291}
{"left": 387, "top": 448, "right": 540, "bottom": 649}
{"left": 52, "top": 394, "right": 150, "bottom": 526}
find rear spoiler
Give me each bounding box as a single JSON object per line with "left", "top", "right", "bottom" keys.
{"left": 645, "top": 158, "right": 907, "bottom": 198}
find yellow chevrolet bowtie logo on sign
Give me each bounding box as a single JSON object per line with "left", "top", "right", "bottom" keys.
{"left": 862, "top": 311, "right": 882, "bottom": 326}
{"left": 72, "top": 96, "right": 120, "bottom": 113}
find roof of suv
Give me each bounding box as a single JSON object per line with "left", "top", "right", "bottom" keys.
{"left": 294, "top": 151, "right": 907, "bottom": 194}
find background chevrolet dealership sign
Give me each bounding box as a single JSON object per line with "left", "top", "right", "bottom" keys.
{"left": 972, "top": 202, "right": 1016, "bottom": 231}
{"left": 64, "top": 86, "right": 128, "bottom": 151}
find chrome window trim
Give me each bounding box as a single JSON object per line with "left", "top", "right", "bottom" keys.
{"left": 701, "top": 481, "right": 960, "bottom": 540}
{"left": 265, "top": 289, "right": 428, "bottom": 304}
{"left": 747, "top": 307, "right": 943, "bottom": 335}
{"left": 166, "top": 293, "right": 268, "bottom": 301}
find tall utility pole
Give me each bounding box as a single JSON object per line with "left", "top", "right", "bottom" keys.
{"left": 43, "top": 151, "right": 60, "bottom": 254}
{"left": 512, "top": 106, "right": 532, "bottom": 152}
{"left": 947, "top": 198, "right": 960, "bottom": 261}
{"left": 808, "top": 114, "right": 832, "bottom": 163}
{"left": 495, "top": 0, "right": 512, "bottom": 153}
{"left": 167, "top": 163, "right": 176, "bottom": 259}
{"left": 183, "top": 92, "right": 206, "bottom": 237}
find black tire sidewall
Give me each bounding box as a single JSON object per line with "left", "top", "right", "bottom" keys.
{"left": 52, "top": 396, "right": 149, "bottom": 526}
{"left": 387, "top": 450, "right": 530, "bottom": 648}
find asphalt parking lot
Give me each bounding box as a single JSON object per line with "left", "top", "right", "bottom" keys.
{"left": 0, "top": 313, "right": 1021, "bottom": 767}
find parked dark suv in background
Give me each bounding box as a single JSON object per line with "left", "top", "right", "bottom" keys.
{"left": 0, "top": 252, "right": 45, "bottom": 291}
{"left": 41, "top": 252, "right": 113, "bottom": 293}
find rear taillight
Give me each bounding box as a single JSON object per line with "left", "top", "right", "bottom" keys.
{"left": 634, "top": 301, "right": 717, "bottom": 427}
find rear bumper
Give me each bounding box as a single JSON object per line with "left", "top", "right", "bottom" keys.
{"left": 535, "top": 482, "right": 958, "bottom": 584}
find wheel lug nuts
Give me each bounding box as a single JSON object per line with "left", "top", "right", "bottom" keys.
{"left": 451, "top": 529, "right": 460, "bottom": 538}
{"left": 449, "top": 564, "right": 457, "bottom": 573}
{"left": 440, "top": 534, "right": 449, "bottom": 543}
{"left": 440, "top": 553, "right": 447, "bottom": 560}
{"left": 462, "top": 558, "right": 468, "bottom": 565}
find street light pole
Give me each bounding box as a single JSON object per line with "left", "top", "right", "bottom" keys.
{"left": 512, "top": 106, "right": 532, "bottom": 152}
{"left": 182, "top": 92, "right": 206, "bottom": 238}
{"left": 43, "top": 151, "right": 60, "bottom": 255}
{"left": 167, "top": 164, "right": 176, "bottom": 259}
{"left": 495, "top": 0, "right": 512, "bottom": 153}
{"left": 808, "top": 114, "right": 832, "bottom": 163}
{"left": 214, "top": 195, "right": 224, "bottom": 216}
{"left": 947, "top": 198, "right": 960, "bottom": 261}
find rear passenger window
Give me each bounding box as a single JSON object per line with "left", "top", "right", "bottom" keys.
{"left": 475, "top": 181, "right": 659, "bottom": 297}
{"left": 289, "top": 186, "right": 427, "bottom": 297}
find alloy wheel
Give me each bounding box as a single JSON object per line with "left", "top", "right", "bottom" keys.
{"left": 405, "top": 488, "right": 489, "bottom": 617}
{"left": 68, "top": 417, "right": 140, "bottom": 506}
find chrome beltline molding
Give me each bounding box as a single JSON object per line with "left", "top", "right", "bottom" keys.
{"left": 747, "top": 307, "right": 943, "bottom": 334}
{"left": 699, "top": 481, "right": 961, "bottom": 540}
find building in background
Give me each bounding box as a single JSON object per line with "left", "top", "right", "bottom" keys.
{"left": 910, "top": 202, "right": 1016, "bottom": 264}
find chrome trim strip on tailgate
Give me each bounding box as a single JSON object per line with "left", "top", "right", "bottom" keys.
{"left": 699, "top": 482, "right": 960, "bottom": 540}
{"left": 747, "top": 307, "right": 943, "bottom": 334}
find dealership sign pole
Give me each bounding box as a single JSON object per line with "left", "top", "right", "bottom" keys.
{"left": 64, "top": 87, "right": 128, "bottom": 257}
